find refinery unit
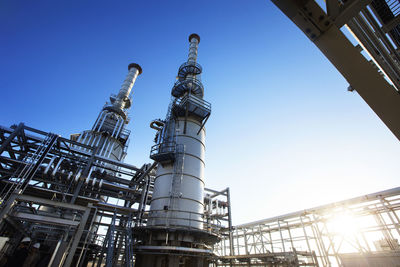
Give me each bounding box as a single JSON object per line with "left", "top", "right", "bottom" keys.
{"left": 1, "top": 0, "right": 400, "bottom": 266}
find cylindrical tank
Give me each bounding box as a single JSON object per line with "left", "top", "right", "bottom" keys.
{"left": 149, "top": 116, "right": 205, "bottom": 229}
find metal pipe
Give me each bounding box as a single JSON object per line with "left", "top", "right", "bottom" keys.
{"left": 74, "top": 170, "right": 82, "bottom": 182}
{"left": 80, "top": 132, "right": 90, "bottom": 146}
{"left": 113, "top": 63, "right": 142, "bottom": 111}
{"left": 44, "top": 156, "right": 58, "bottom": 175}
{"left": 101, "top": 140, "right": 112, "bottom": 158}
{"left": 88, "top": 133, "right": 98, "bottom": 148}
{"left": 188, "top": 34, "right": 200, "bottom": 63}
{"left": 92, "top": 111, "right": 105, "bottom": 131}
{"left": 51, "top": 157, "right": 65, "bottom": 176}
{"left": 114, "top": 119, "right": 125, "bottom": 138}
{"left": 111, "top": 119, "right": 122, "bottom": 138}
{"left": 96, "top": 112, "right": 108, "bottom": 132}
{"left": 98, "top": 137, "right": 108, "bottom": 157}
{"left": 93, "top": 134, "right": 102, "bottom": 149}
{"left": 150, "top": 120, "right": 165, "bottom": 131}
{"left": 105, "top": 142, "right": 115, "bottom": 159}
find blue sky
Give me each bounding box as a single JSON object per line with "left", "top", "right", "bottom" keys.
{"left": 1, "top": 0, "right": 399, "bottom": 224}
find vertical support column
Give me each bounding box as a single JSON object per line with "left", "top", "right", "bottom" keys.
{"left": 226, "top": 188, "right": 234, "bottom": 256}
{"left": 311, "top": 215, "right": 331, "bottom": 266}
{"left": 63, "top": 205, "right": 92, "bottom": 267}
{"left": 49, "top": 238, "right": 70, "bottom": 267}
{"left": 266, "top": 225, "right": 273, "bottom": 253}
{"left": 277, "top": 220, "right": 286, "bottom": 252}
{"left": 258, "top": 225, "right": 266, "bottom": 254}
{"left": 243, "top": 229, "right": 249, "bottom": 255}
{"left": 286, "top": 221, "right": 295, "bottom": 251}
{"left": 300, "top": 216, "right": 312, "bottom": 255}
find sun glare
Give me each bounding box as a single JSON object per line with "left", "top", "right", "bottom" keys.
{"left": 328, "top": 212, "right": 359, "bottom": 237}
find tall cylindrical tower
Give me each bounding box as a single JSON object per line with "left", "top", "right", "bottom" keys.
{"left": 76, "top": 63, "right": 142, "bottom": 163}
{"left": 72, "top": 63, "right": 142, "bottom": 247}
{"left": 134, "top": 34, "right": 217, "bottom": 267}
{"left": 148, "top": 33, "right": 206, "bottom": 229}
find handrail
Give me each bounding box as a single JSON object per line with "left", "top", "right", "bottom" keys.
{"left": 172, "top": 78, "right": 204, "bottom": 98}
{"left": 141, "top": 208, "right": 221, "bottom": 235}
{"left": 175, "top": 93, "right": 211, "bottom": 111}
{"left": 150, "top": 141, "right": 176, "bottom": 156}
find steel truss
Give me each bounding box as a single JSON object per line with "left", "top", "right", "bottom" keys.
{"left": 271, "top": 0, "right": 400, "bottom": 141}
{"left": 215, "top": 187, "right": 400, "bottom": 266}
{"left": 0, "top": 123, "right": 231, "bottom": 267}
{"left": 0, "top": 123, "right": 153, "bottom": 267}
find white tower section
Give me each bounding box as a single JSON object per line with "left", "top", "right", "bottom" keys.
{"left": 149, "top": 34, "right": 211, "bottom": 229}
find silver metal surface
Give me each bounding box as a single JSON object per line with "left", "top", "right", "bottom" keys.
{"left": 147, "top": 34, "right": 209, "bottom": 230}
{"left": 149, "top": 118, "right": 206, "bottom": 229}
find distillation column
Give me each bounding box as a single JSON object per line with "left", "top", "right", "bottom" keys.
{"left": 76, "top": 63, "right": 142, "bottom": 163}
{"left": 64, "top": 63, "right": 142, "bottom": 266}
{"left": 134, "top": 34, "right": 217, "bottom": 267}
{"left": 149, "top": 34, "right": 205, "bottom": 229}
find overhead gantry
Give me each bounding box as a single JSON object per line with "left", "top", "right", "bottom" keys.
{"left": 271, "top": 0, "right": 400, "bottom": 141}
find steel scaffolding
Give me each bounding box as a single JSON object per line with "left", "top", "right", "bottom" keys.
{"left": 214, "top": 187, "right": 400, "bottom": 266}
{"left": 0, "top": 123, "right": 231, "bottom": 267}
{"left": 0, "top": 123, "right": 152, "bottom": 266}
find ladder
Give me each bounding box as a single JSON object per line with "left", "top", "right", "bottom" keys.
{"left": 166, "top": 144, "right": 185, "bottom": 226}
{"left": 124, "top": 221, "right": 135, "bottom": 267}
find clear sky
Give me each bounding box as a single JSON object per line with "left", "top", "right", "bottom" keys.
{"left": 1, "top": 0, "right": 399, "bottom": 225}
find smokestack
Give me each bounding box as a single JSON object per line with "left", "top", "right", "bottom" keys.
{"left": 113, "top": 63, "right": 142, "bottom": 111}
{"left": 79, "top": 63, "right": 142, "bottom": 162}
{"left": 188, "top": 33, "right": 200, "bottom": 63}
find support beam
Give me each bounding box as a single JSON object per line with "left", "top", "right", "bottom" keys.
{"left": 13, "top": 212, "right": 80, "bottom": 226}
{"left": 382, "top": 15, "right": 400, "bottom": 33}
{"left": 271, "top": 0, "right": 400, "bottom": 141}
{"left": 0, "top": 123, "right": 24, "bottom": 155}
{"left": 334, "top": 0, "right": 371, "bottom": 28}
{"left": 62, "top": 205, "right": 91, "bottom": 267}
{"left": 16, "top": 194, "right": 87, "bottom": 211}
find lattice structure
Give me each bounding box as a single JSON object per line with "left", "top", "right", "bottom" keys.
{"left": 0, "top": 123, "right": 153, "bottom": 266}
{"left": 215, "top": 187, "right": 400, "bottom": 266}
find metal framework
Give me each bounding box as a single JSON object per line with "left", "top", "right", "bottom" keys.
{"left": 1, "top": 4, "right": 400, "bottom": 264}
{"left": 271, "top": 0, "right": 400, "bottom": 141}
{"left": 0, "top": 123, "right": 152, "bottom": 266}
{"left": 215, "top": 187, "right": 400, "bottom": 266}
{"left": 0, "top": 122, "right": 231, "bottom": 267}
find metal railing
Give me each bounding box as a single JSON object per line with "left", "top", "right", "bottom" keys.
{"left": 175, "top": 93, "right": 211, "bottom": 112}
{"left": 178, "top": 62, "right": 202, "bottom": 80}
{"left": 141, "top": 208, "right": 222, "bottom": 236}
{"left": 171, "top": 78, "right": 204, "bottom": 98}
{"left": 150, "top": 141, "right": 176, "bottom": 158}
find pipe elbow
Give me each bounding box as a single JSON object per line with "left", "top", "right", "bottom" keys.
{"left": 150, "top": 120, "right": 165, "bottom": 131}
